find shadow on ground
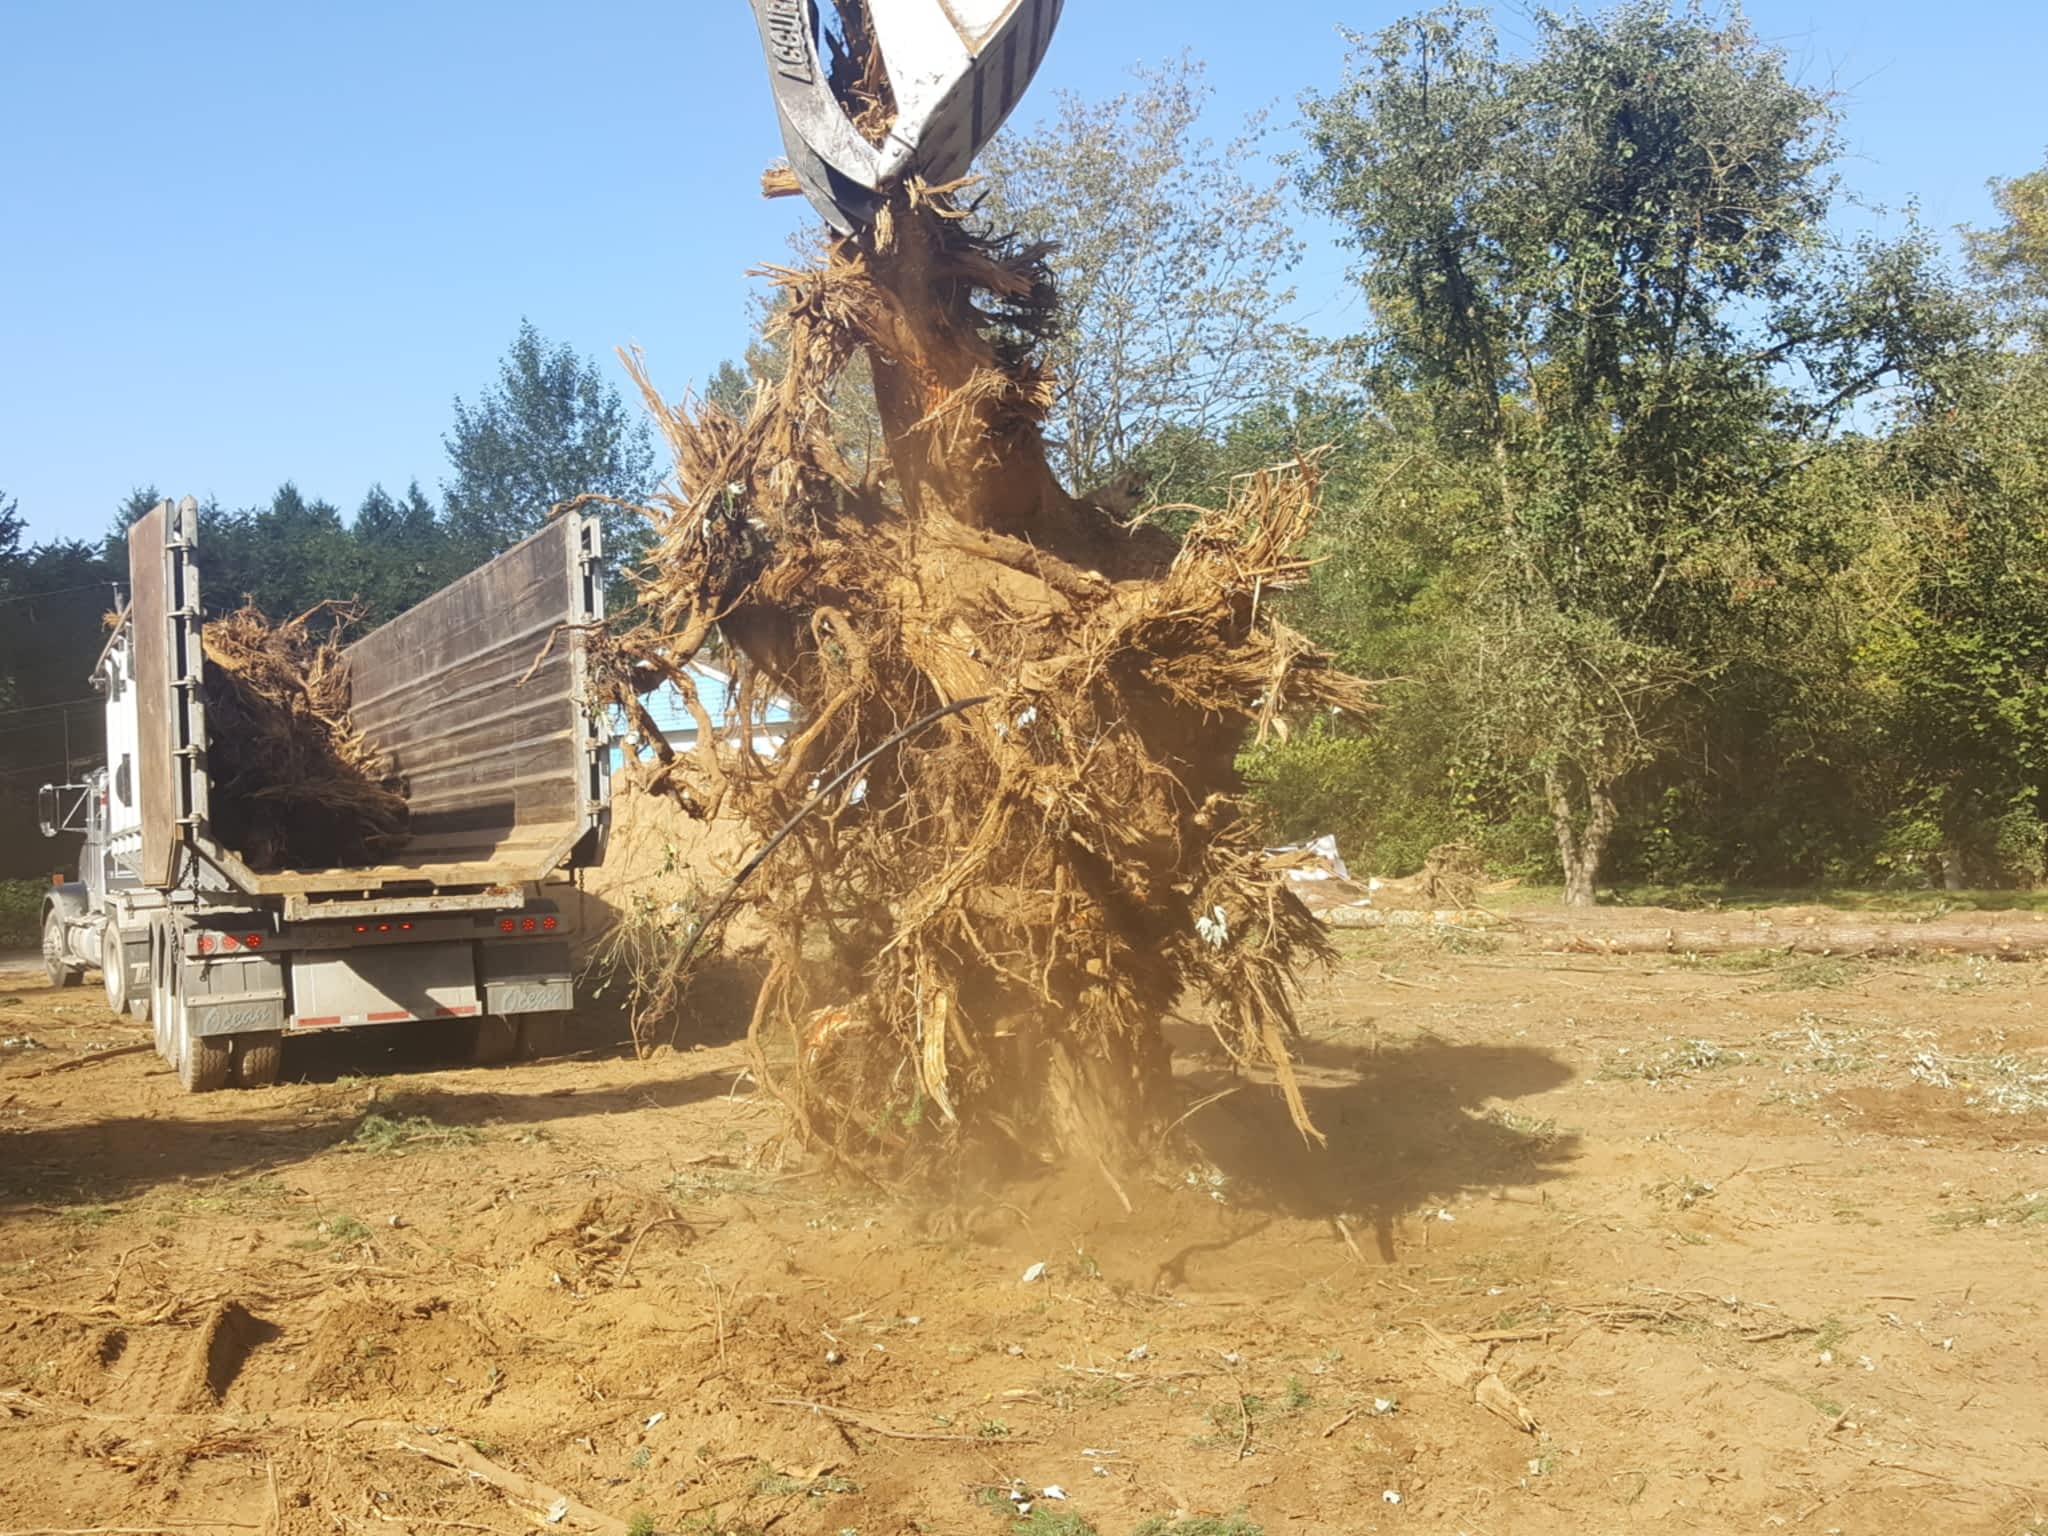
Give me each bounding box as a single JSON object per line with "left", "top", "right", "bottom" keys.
{"left": 1185, "top": 1031, "right": 1579, "bottom": 1260}
{"left": 0, "top": 1063, "right": 733, "bottom": 1211}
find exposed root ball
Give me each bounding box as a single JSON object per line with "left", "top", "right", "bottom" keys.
{"left": 201, "top": 603, "right": 409, "bottom": 871}
{"left": 608, "top": 181, "right": 1368, "bottom": 1189}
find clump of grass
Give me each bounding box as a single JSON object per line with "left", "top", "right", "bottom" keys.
{"left": 349, "top": 1112, "right": 483, "bottom": 1155}
{"left": 1773, "top": 1017, "right": 1873, "bottom": 1077}
{"left": 1934, "top": 1191, "right": 2048, "bottom": 1230}
{"left": 1484, "top": 1107, "right": 1572, "bottom": 1147}
{"left": 184, "top": 1175, "right": 292, "bottom": 1218}
{"left": 1013, "top": 1511, "right": 1100, "bottom": 1536}
{"left": 1131, "top": 1516, "right": 1263, "bottom": 1536}
{"left": 1645, "top": 1176, "right": 1718, "bottom": 1209}
{"left": 1757, "top": 956, "right": 1860, "bottom": 992}
{"left": 626, "top": 1515, "right": 656, "bottom": 1536}
{"left": 59, "top": 1204, "right": 120, "bottom": 1228}
{"left": 1600, "top": 1038, "right": 1745, "bottom": 1083}
{"left": 293, "top": 1213, "right": 372, "bottom": 1250}
{"left": 1909, "top": 1052, "right": 2048, "bottom": 1114}
{"left": 755, "top": 1469, "right": 857, "bottom": 1497}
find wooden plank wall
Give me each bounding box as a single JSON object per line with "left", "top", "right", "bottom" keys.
{"left": 342, "top": 519, "right": 585, "bottom": 871}
{"left": 127, "top": 502, "right": 178, "bottom": 889}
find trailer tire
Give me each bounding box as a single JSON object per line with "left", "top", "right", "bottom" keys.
{"left": 177, "top": 1024, "right": 230, "bottom": 1093}
{"left": 156, "top": 923, "right": 227, "bottom": 1093}
{"left": 469, "top": 1016, "right": 518, "bottom": 1066}
{"left": 42, "top": 909, "right": 82, "bottom": 989}
{"left": 233, "top": 1032, "right": 284, "bottom": 1089}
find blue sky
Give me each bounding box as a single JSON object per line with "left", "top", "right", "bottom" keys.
{"left": 3, "top": 0, "right": 2043, "bottom": 544}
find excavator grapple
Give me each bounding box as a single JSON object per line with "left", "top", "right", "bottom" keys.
{"left": 750, "top": 0, "right": 1064, "bottom": 232}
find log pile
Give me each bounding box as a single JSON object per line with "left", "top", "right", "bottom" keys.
{"left": 604, "top": 176, "right": 1368, "bottom": 1187}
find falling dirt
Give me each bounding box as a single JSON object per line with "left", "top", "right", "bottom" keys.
{"left": 5, "top": 920, "right": 2047, "bottom": 1533}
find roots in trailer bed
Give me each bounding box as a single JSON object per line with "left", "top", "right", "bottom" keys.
{"left": 608, "top": 182, "right": 1369, "bottom": 1188}
{"left": 200, "top": 603, "right": 410, "bottom": 872}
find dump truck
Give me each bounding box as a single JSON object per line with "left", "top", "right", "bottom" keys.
{"left": 37, "top": 496, "right": 613, "bottom": 1092}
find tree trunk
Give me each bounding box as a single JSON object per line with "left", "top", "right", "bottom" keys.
{"left": 1546, "top": 766, "right": 1619, "bottom": 908}
{"left": 1941, "top": 846, "right": 1968, "bottom": 892}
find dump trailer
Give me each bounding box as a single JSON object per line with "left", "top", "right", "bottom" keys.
{"left": 37, "top": 496, "right": 612, "bottom": 1091}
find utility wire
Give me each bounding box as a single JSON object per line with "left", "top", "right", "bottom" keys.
{"left": 0, "top": 696, "right": 100, "bottom": 724}
{"left": 0, "top": 581, "right": 116, "bottom": 608}
{"left": 665, "top": 694, "right": 993, "bottom": 995}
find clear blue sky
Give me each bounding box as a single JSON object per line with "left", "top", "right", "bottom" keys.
{"left": 3, "top": 1, "right": 2042, "bottom": 544}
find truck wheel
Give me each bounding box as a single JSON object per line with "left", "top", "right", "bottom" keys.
{"left": 42, "top": 910, "right": 82, "bottom": 989}
{"left": 150, "top": 927, "right": 175, "bottom": 1066}
{"left": 103, "top": 929, "right": 131, "bottom": 1014}
{"left": 163, "top": 935, "right": 227, "bottom": 1093}
{"left": 111, "top": 927, "right": 151, "bottom": 1023}
{"left": 232, "top": 1032, "right": 284, "bottom": 1089}
{"left": 516, "top": 1013, "right": 570, "bottom": 1060}
{"left": 469, "top": 1016, "right": 518, "bottom": 1066}
{"left": 176, "top": 1022, "right": 230, "bottom": 1093}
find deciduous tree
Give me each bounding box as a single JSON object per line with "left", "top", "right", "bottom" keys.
{"left": 444, "top": 321, "right": 659, "bottom": 560}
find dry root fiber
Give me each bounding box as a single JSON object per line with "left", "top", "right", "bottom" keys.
{"left": 608, "top": 178, "right": 1368, "bottom": 1188}
{"left": 201, "top": 603, "right": 408, "bottom": 871}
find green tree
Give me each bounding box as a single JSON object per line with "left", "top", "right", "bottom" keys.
{"left": 1298, "top": 1, "right": 1964, "bottom": 902}
{"left": 443, "top": 320, "right": 660, "bottom": 561}
{"left": 1839, "top": 169, "right": 2048, "bottom": 887}
{"left": 0, "top": 494, "right": 120, "bottom": 874}
{"left": 977, "top": 56, "right": 1307, "bottom": 499}
{"left": 201, "top": 484, "right": 358, "bottom": 619}
{"left": 0, "top": 489, "right": 24, "bottom": 710}
{"left": 351, "top": 480, "right": 464, "bottom": 621}
{"left": 1965, "top": 155, "right": 2048, "bottom": 333}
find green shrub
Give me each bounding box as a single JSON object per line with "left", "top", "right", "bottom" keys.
{"left": 0, "top": 879, "right": 45, "bottom": 948}
{"left": 1241, "top": 710, "right": 1553, "bottom": 881}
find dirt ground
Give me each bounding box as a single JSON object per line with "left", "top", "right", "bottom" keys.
{"left": 4, "top": 922, "right": 2047, "bottom": 1536}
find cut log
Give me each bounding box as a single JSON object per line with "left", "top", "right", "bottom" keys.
{"left": 1324, "top": 903, "right": 2048, "bottom": 957}
{"left": 1520, "top": 914, "right": 2048, "bottom": 958}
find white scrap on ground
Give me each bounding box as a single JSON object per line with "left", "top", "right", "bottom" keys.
{"left": 1267, "top": 833, "right": 1353, "bottom": 883}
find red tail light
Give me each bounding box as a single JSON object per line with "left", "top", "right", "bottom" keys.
{"left": 377, "top": 923, "right": 392, "bottom": 933}
{"left": 499, "top": 918, "right": 516, "bottom": 933}
{"left": 195, "top": 935, "right": 215, "bottom": 955}
{"left": 243, "top": 933, "right": 262, "bottom": 949}
{"left": 355, "top": 924, "right": 369, "bottom": 934}
{"left": 521, "top": 917, "right": 537, "bottom": 932}
{"left": 399, "top": 921, "right": 413, "bottom": 932}
{"left": 542, "top": 915, "right": 558, "bottom": 931}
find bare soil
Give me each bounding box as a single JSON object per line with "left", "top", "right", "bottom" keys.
{"left": 3, "top": 920, "right": 2046, "bottom": 1535}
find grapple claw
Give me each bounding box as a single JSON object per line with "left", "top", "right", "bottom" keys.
{"left": 750, "top": 0, "right": 1064, "bottom": 233}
